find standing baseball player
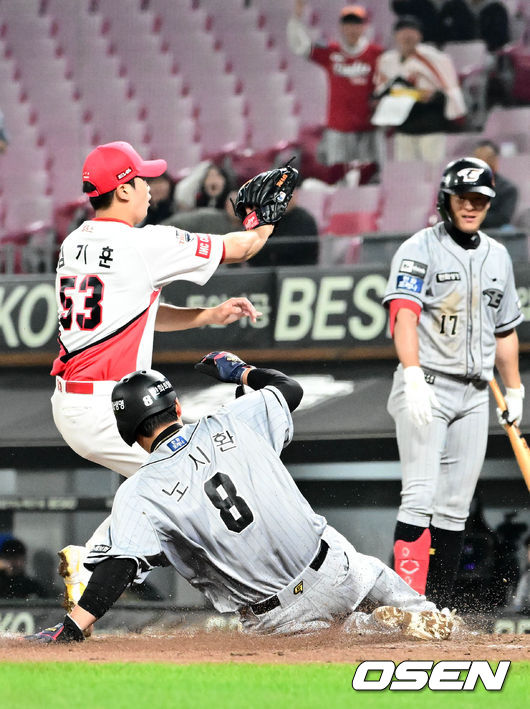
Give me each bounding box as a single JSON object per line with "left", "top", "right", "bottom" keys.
{"left": 51, "top": 141, "right": 298, "bottom": 611}
{"left": 27, "top": 354, "right": 458, "bottom": 642}
{"left": 383, "top": 156, "right": 524, "bottom": 609}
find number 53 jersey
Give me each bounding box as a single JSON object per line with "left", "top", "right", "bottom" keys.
{"left": 85, "top": 386, "right": 327, "bottom": 612}
{"left": 51, "top": 220, "right": 223, "bottom": 381}
{"left": 382, "top": 222, "right": 524, "bottom": 381}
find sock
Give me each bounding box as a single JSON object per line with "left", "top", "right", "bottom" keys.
{"left": 425, "top": 526, "right": 465, "bottom": 609}
{"left": 393, "top": 522, "right": 431, "bottom": 595}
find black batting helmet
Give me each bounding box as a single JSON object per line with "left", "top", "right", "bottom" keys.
{"left": 437, "top": 157, "right": 496, "bottom": 224}
{"left": 112, "top": 369, "right": 177, "bottom": 446}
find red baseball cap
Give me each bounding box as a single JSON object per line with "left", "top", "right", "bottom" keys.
{"left": 82, "top": 141, "right": 167, "bottom": 197}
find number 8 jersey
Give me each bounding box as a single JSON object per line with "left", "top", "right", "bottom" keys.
{"left": 51, "top": 219, "right": 223, "bottom": 380}
{"left": 382, "top": 222, "right": 524, "bottom": 381}
{"left": 85, "top": 386, "right": 327, "bottom": 612}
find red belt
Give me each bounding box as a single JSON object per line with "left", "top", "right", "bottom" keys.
{"left": 59, "top": 380, "right": 94, "bottom": 394}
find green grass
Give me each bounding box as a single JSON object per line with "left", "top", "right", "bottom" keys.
{"left": 1, "top": 662, "right": 528, "bottom": 709}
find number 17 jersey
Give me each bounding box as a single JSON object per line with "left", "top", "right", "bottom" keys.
{"left": 51, "top": 219, "right": 223, "bottom": 381}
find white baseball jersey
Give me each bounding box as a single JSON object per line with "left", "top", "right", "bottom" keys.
{"left": 383, "top": 221, "right": 523, "bottom": 381}
{"left": 86, "top": 387, "right": 327, "bottom": 612}
{"left": 374, "top": 44, "right": 466, "bottom": 120}
{"left": 51, "top": 220, "right": 223, "bottom": 380}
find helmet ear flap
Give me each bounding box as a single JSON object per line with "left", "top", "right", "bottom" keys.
{"left": 437, "top": 189, "right": 452, "bottom": 225}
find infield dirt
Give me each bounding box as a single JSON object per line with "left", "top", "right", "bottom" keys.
{"left": 0, "top": 628, "right": 528, "bottom": 663}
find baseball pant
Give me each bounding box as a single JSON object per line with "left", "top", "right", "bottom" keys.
{"left": 318, "top": 128, "right": 383, "bottom": 166}
{"left": 239, "top": 526, "right": 435, "bottom": 635}
{"left": 52, "top": 377, "right": 149, "bottom": 548}
{"left": 387, "top": 366, "right": 489, "bottom": 531}
{"left": 52, "top": 378, "right": 148, "bottom": 477}
{"left": 393, "top": 132, "right": 447, "bottom": 163}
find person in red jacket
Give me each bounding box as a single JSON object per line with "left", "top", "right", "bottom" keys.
{"left": 288, "top": 2, "right": 382, "bottom": 173}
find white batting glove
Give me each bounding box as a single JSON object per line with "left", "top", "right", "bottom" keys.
{"left": 403, "top": 366, "right": 440, "bottom": 428}
{"left": 496, "top": 384, "right": 524, "bottom": 427}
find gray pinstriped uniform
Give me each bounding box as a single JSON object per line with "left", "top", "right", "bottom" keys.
{"left": 383, "top": 222, "right": 523, "bottom": 531}
{"left": 86, "top": 386, "right": 435, "bottom": 633}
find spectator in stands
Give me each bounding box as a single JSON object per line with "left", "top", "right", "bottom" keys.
{"left": 391, "top": 0, "right": 441, "bottom": 45}
{"left": 174, "top": 162, "right": 237, "bottom": 211}
{"left": 195, "top": 165, "right": 236, "bottom": 209}
{"left": 287, "top": 2, "right": 382, "bottom": 173}
{"left": 439, "top": 0, "right": 511, "bottom": 52}
{"left": 142, "top": 172, "right": 177, "bottom": 226}
{"left": 249, "top": 190, "right": 319, "bottom": 267}
{"left": 0, "top": 109, "right": 8, "bottom": 153}
{"left": 473, "top": 140, "right": 518, "bottom": 230}
{"left": 163, "top": 189, "right": 241, "bottom": 235}
{"left": 374, "top": 16, "right": 467, "bottom": 162}
{"left": 0, "top": 538, "right": 49, "bottom": 599}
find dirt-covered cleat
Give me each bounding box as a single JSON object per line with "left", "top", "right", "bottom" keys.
{"left": 373, "top": 606, "right": 455, "bottom": 640}
{"left": 57, "top": 545, "right": 91, "bottom": 612}
{"left": 440, "top": 608, "right": 465, "bottom": 632}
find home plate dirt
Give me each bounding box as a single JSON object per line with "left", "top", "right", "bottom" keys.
{"left": 0, "top": 628, "right": 528, "bottom": 663}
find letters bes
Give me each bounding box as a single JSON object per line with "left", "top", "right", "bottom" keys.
{"left": 3, "top": 269, "right": 530, "bottom": 358}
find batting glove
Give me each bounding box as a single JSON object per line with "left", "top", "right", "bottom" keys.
{"left": 403, "top": 366, "right": 440, "bottom": 428}
{"left": 25, "top": 615, "right": 84, "bottom": 643}
{"left": 194, "top": 351, "right": 253, "bottom": 384}
{"left": 496, "top": 384, "right": 524, "bottom": 427}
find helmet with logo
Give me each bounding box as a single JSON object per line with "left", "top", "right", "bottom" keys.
{"left": 111, "top": 370, "right": 177, "bottom": 446}
{"left": 437, "top": 157, "right": 496, "bottom": 226}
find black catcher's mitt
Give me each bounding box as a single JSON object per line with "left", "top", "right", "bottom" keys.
{"left": 233, "top": 160, "right": 299, "bottom": 230}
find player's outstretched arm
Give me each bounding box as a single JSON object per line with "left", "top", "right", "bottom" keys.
{"left": 25, "top": 557, "right": 137, "bottom": 643}
{"left": 155, "top": 298, "right": 262, "bottom": 331}
{"left": 221, "top": 225, "right": 274, "bottom": 263}
{"left": 195, "top": 351, "right": 303, "bottom": 412}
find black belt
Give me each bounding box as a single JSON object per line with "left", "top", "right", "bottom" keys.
{"left": 422, "top": 367, "right": 487, "bottom": 388}
{"left": 249, "top": 539, "right": 329, "bottom": 616}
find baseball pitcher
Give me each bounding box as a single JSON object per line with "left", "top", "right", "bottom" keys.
{"left": 383, "top": 157, "right": 524, "bottom": 608}
{"left": 27, "top": 354, "right": 458, "bottom": 642}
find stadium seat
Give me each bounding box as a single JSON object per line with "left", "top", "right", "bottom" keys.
{"left": 498, "top": 154, "right": 530, "bottom": 224}
{"left": 378, "top": 161, "right": 438, "bottom": 234}
{"left": 483, "top": 107, "right": 530, "bottom": 152}
{"left": 295, "top": 186, "right": 333, "bottom": 232}
{"left": 326, "top": 211, "right": 379, "bottom": 236}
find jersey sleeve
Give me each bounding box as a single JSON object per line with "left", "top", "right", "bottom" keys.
{"left": 222, "top": 387, "right": 294, "bottom": 454}
{"left": 309, "top": 43, "right": 332, "bottom": 69}
{"left": 495, "top": 253, "right": 524, "bottom": 333}
{"left": 84, "top": 482, "right": 162, "bottom": 584}
{"left": 136, "top": 225, "right": 224, "bottom": 289}
{"left": 382, "top": 234, "right": 430, "bottom": 308}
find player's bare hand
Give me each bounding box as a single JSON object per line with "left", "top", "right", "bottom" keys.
{"left": 294, "top": 0, "right": 307, "bottom": 18}
{"left": 209, "top": 297, "right": 261, "bottom": 325}
{"left": 403, "top": 366, "right": 440, "bottom": 427}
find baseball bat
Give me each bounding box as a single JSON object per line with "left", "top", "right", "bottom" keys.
{"left": 489, "top": 378, "right": 530, "bottom": 492}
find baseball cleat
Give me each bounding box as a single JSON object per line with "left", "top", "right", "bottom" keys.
{"left": 57, "top": 545, "right": 91, "bottom": 613}
{"left": 373, "top": 606, "right": 456, "bottom": 640}
{"left": 25, "top": 621, "right": 84, "bottom": 644}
